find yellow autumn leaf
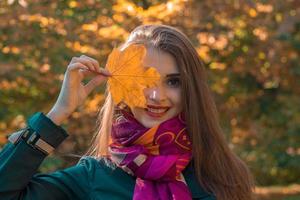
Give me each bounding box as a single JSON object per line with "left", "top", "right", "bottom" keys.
{"left": 106, "top": 44, "right": 160, "bottom": 108}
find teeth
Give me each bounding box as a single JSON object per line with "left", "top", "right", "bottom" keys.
{"left": 147, "top": 108, "right": 168, "bottom": 113}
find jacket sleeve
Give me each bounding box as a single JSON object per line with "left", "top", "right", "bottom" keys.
{"left": 0, "top": 112, "right": 91, "bottom": 200}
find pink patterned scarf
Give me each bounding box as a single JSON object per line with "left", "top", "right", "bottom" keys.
{"left": 108, "top": 111, "right": 193, "bottom": 200}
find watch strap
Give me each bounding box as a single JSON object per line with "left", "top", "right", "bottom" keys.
{"left": 7, "top": 112, "right": 68, "bottom": 155}
{"left": 8, "top": 127, "right": 55, "bottom": 155}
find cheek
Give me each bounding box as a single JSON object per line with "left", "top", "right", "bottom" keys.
{"left": 169, "top": 89, "right": 182, "bottom": 107}
{"left": 131, "top": 107, "right": 143, "bottom": 118}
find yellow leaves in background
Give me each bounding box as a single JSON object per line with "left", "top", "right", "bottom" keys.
{"left": 253, "top": 27, "right": 269, "bottom": 41}
{"left": 18, "top": 14, "right": 66, "bottom": 35}
{"left": 113, "top": 0, "right": 141, "bottom": 15}
{"left": 7, "top": 0, "right": 28, "bottom": 7}
{"left": 1, "top": 46, "right": 20, "bottom": 54}
{"left": 248, "top": 8, "right": 258, "bottom": 18}
{"left": 248, "top": 3, "right": 274, "bottom": 17}
{"left": 0, "top": 115, "right": 26, "bottom": 145}
{"left": 196, "top": 46, "right": 211, "bottom": 63}
{"left": 40, "top": 63, "right": 51, "bottom": 73}
{"left": 256, "top": 3, "right": 273, "bottom": 13}
{"left": 98, "top": 25, "right": 128, "bottom": 40}
{"left": 65, "top": 41, "right": 98, "bottom": 55}
{"left": 84, "top": 94, "right": 105, "bottom": 113}
{"left": 196, "top": 33, "right": 229, "bottom": 63}
{"left": 68, "top": 1, "right": 78, "bottom": 8}
{"left": 81, "top": 22, "right": 98, "bottom": 32}
{"left": 209, "top": 62, "right": 227, "bottom": 70}
{"left": 19, "top": 14, "right": 57, "bottom": 27}
{"left": 197, "top": 33, "right": 228, "bottom": 50}
{"left": 0, "top": 122, "right": 8, "bottom": 145}
{"left": 106, "top": 44, "right": 160, "bottom": 108}
{"left": 0, "top": 135, "right": 7, "bottom": 145}
{"left": 0, "top": 77, "right": 30, "bottom": 90}
{"left": 112, "top": 0, "right": 186, "bottom": 23}
{"left": 211, "top": 76, "right": 228, "bottom": 94}
{"left": 96, "top": 16, "right": 114, "bottom": 26}
{"left": 141, "top": 0, "right": 184, "bottom": 21}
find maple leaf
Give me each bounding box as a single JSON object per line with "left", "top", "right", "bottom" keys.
{"left": 106, "top": 44, "right": 160, "bottom": 108}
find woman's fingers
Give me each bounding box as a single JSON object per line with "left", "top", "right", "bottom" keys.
{"left": 78, "top": 55, "right": 97, "bottom": 72}
{"left": 69, "top": 55, "right": 110, "bottom": 76}
{"left": 80, "top": 55, "right": 100, "bottom": 73}
{"left": 67, "top": 62, "right": 88, "bottom": 72}
{"left": 69, "top": 56, "right": 94, "bottom": 72}
{"left": 70, "top": 55, "right": 112, "bottom": 77}
{"left": 98, "top": 68, "right": 112, "bottom": 77}
{"left": 78, "top": 68, "right": 93, "bottom": 79}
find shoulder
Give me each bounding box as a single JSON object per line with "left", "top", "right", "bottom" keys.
{"left": 77, "top": 156, "right": 135, "bottom": 184}
{"left": 77, "top": 156, "right": 123, "bottom": 179}
{"left": 183, "top": 163, "right": 216, "bottom": 200}
{"left": 77, "top": 156, "right": 135, "bottom": 199}
{"left": 77, "top": 156, "right": 115, "bottom": 172}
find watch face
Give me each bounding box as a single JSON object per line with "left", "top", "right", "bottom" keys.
{"left": 35, "top": 138, "right": 55, "bottom": 155}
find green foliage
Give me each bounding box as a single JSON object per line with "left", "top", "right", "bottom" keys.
{"left": 39, "top": 156, "right": 64, "bottom": 173}
{"left": 284, "top": 196, "right": 300, "bottom": 200}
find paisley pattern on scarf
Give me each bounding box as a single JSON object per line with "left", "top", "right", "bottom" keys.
{"left": 108, "top": 111, "right": 193, "bottom": 200}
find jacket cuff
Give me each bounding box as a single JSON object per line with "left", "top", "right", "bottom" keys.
{"left": 28, "top": 112, "right": 69, "bottom": 148}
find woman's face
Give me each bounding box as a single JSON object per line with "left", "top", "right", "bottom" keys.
{"left": 131, "top": 48, "right": 182, "bottom": 128}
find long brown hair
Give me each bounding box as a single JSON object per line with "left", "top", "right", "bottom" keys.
{"left": 86, "top": 24, "right": 255, "bottom": 200}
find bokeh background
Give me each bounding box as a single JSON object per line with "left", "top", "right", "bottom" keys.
{"left": 0, "top": 0, "right": 299, "bottom": 199}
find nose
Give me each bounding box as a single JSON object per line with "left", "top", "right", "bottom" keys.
{"left": 145, "top": 85, "right": 167, "bottom": 103}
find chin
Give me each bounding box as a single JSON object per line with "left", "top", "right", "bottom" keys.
{"left": 140, "top": 116, "right": 166, "bottom": 128}
{"left": 132, "top": 107, "right": 179, "bottom": 128}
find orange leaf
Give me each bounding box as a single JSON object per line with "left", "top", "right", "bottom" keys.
{"left": 106, "top": 44, "right": 160, "bottom": 108}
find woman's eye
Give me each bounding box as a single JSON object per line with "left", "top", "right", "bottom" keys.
{"left": 166, "top": 78, "right": 181, "bottom": 88}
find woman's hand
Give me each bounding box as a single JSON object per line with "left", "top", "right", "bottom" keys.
{"left": 47, "top": 55, "right": 111, "bottom": 125}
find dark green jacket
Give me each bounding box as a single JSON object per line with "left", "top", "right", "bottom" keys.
{"left": 0, "top": 112, "right": 215, "bottom": 200}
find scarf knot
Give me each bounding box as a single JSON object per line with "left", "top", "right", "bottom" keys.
{"left": 109, "top": 112, "right": 193, "bottom": 200}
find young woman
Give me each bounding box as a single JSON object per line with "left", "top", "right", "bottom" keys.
{"left": 0, "top": 24, "right": 255, "bottom": 200}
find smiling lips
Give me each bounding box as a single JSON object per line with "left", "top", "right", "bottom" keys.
{"left": 144, "top": 105, "right": 170, "bottom": 118}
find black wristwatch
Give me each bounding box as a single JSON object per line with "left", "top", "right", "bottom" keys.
{"left": 8, "top": 127, "right": 55, "bottom": 155}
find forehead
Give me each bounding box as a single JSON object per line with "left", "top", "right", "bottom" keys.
{"left": 142, "top": 48, "right": 179, "bottom": 76}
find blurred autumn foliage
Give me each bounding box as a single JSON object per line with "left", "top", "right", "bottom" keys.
{"left": 0, "top": 0, "right": 299, "bottom": 188}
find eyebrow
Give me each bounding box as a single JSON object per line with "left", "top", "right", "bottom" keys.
{"left": 165, "top": 73, "right": 180, "bottom": 77}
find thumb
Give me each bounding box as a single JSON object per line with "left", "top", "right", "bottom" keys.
{"left": 84, "top": 76, "right": 107, "bottom": 95}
